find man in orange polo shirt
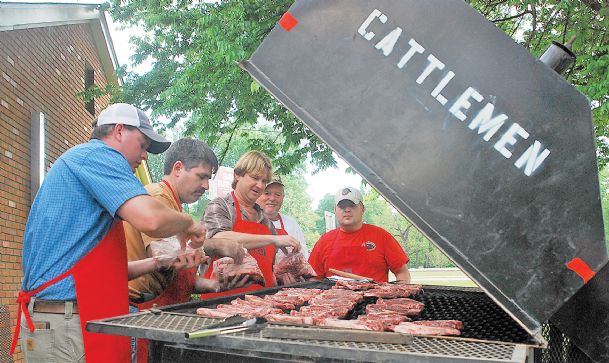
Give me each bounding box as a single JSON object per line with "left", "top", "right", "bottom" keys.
{"left": 125, "top": 138, "right": 246, "bottom": 363}
{"left": 308, "top": 187, "right": 411, "bottom": 283}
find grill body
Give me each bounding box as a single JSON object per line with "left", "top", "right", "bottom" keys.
{"left": 88, "top": 281, "right": 541, "bottom": 362}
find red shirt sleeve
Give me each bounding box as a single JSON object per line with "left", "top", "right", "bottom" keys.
{"left": 380, "top": 228, "right": 409, "bottom": 273}
{"left": 308, "top": 234, "right": 329, "bottom": 279}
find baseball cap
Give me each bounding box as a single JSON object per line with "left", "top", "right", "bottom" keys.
{"left": 267, "top": 175, "right": 284, "bottom": 186}
{"left": 97, "top": 103, "right": 171, "bottom": 154}
{"left": 335, "top": 187, "right": 363, "bottom": 206}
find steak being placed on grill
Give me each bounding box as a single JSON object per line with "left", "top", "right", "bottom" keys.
{"left": 273, "top": 252, "right": 317, "bottom": 285}
{"left": 390, "top": 322, "right": 461, "bottom": 336}
{"left": 211, "top": 255, "right": 264, "bottom": 285}
{"left": 413, "top": 320, "right": 464, "bottom": 330}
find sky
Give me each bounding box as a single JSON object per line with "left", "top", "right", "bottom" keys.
{"left": 104, "top": 8, "right": 363, "bottom": 208}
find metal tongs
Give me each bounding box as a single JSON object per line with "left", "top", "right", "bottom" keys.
{"left": 185, "top": 316, "right": 267, "bottom": 339}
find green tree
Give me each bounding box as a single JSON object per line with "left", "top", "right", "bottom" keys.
{"left": 360, "top": 187, "right": 454, "bottom": 268}
{"left": 468, "top": 0, "right": 609, "bottom": 166}
{"left": 314, "top": 194, "right": 336, "bottom": 236}
{"left": 277, "top": 171, "right": 320, "bottom": 250}
{"left": 109, "top": 0, "right": 335, "bottom": 174}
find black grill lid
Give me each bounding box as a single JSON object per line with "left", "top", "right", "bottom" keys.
{"left": 239, "top": 0, "right": 607, "bottom": 342}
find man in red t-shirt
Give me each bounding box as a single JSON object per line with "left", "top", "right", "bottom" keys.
{"left": 308, "top": 187, "right": 411, "bottom": 283}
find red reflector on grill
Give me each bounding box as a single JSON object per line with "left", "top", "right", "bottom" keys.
{"left": 279, "top": 12, "right": 298, "bottom": 32}
{"left": 566, "top": 258, "right": 596, "bottom": 283}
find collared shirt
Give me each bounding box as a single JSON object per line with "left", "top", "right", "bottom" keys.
{"left": 203, "top": 192, "right": 277, "bottom": 238}
{"left": 125, "top": 181, "right": 180, "bottom": 300}
{"left": 21, "top": 140, "right": 147, "bottom": 300}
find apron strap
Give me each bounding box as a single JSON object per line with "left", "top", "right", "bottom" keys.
{"left": 10, "top": 269, "right": 73, "bottom": 354}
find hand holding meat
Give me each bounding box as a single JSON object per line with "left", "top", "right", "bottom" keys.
{"left": 172, "top": 249, "right": 208, "bottom": 271}
{"left": 211, "top": 255, "right": 265, "bottom": 287}
{"left": 177, "top": 221, "right": 206, "bottom": 249}
{"left": 219, "top": 274, "right": 251, "bottom": 291}
{"left": 203, "top": 238, "right": 246, "bottom": 264}
{"left": 273, "top": 235, "right": 301, "bottom": 255}
{"left": 150, "top": 236, "right": 207, "bottom": 270}
{"left": 274, "top": 252, "right": 317, "bottom": 285}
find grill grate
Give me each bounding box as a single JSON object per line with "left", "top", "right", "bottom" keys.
{"left": 1, "top": 305, "right": 14, "bottom": 363}
{"left": 533, "top": 323, "right": 594, "bottom": 363}
{"left": 98, "top": 312, "right": 522, "bottom": 361}
{"left": 108, "top": 312, "right": 218, "bottom": 332}
{"left": 409, "top": 287, "right": 533, "bottom": 343}
{"left": 169, "top": 283, "right": 535, "bottom": 344}
{"left": 255, "top": 325, "right": 519, "bottom": 361}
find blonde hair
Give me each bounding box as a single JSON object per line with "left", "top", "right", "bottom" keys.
{"left": 232, "top": 151, "right": 273, "bottom": 189}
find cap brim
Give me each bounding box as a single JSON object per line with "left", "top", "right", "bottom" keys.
{"left": 140, "top": 128, "right": 171, "bottom": 154}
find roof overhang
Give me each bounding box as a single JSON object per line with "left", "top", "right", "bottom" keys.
{"left": 0, "top": 1, "right": 120, "bottom": 86}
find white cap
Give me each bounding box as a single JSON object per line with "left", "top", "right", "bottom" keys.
{"left": 97, "top": 103, "right": 171, "bottom": 154}
{"left": 335, "top": 187, "right": 363, "bottom": 206}
{"left": 267, "top": 175, "right": 284, "bottom": 186}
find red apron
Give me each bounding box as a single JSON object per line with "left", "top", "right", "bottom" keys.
{"left": 132, "top": 179, "right": 196, "bottom": 363}
{"left": 200, "top": 191, "right": 276, "bottom": 299}
{"left": 11, "top": 222, "right": 131, "bottom": 363}
{"left": 275, "top": 214, "right": 288, "bottom": 236}
{"left": 327, "top": 229, "right": 370, "bottom": 278}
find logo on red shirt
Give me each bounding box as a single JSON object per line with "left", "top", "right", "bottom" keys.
{"left": 362, "top": 241, "right": 376, "bottom": 251}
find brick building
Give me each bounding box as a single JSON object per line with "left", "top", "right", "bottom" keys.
{"left": 0, "top": 2, "right": 119, "bottom": 361}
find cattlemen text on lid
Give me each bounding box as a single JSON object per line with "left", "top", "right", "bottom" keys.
{"left": 357, "top": 9, "right": 550, "bottom": 177}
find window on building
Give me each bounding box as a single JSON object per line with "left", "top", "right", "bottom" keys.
{"left": 30, "top": 111, "right": 46, "bottom": 200}
{"left": 85, "top": 65, "right": 95, "bottom": 116}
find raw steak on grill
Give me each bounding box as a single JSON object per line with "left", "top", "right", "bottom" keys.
{"left": 265, "top": 313, "right": 313, "bottom": 325}
{"left": 332, "top": 280, "right": 378, "bottom": 291}
{"left": 376, "top": 298, "right": 425, "bottom": 309}
{"left": 262, "top": 293, "right": 307, "bottom": 306}
{"left": 195, "top": 299, "right": 283, "bottom": 319}
{"left": 413, "top": 320, "right": 464, "bottom": 330}
{"left": 293, "top": 305, "right": 352, "bottom": 318}
{"left": 275, "top": 288, "right": 323, "bottom": 303}
{"left": 244, "top": 294, "right": 295, "bottom": 310}
{"left": 357, "top": 313, "right": 408, "bottom": 330}
{"left": 365, "top": 304, "right": 424, "bottom": 317}
{"left": 195, "top": 307, "right": 237, "bottom": 318}
{"left": 317, "top": 318, "right": 382, "bottom": 331}
{"left": 364, "top": 283, "right": 423, "bottom": 298}
{"left": 390, "top": 322, "right": 461, "bottom": 336}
